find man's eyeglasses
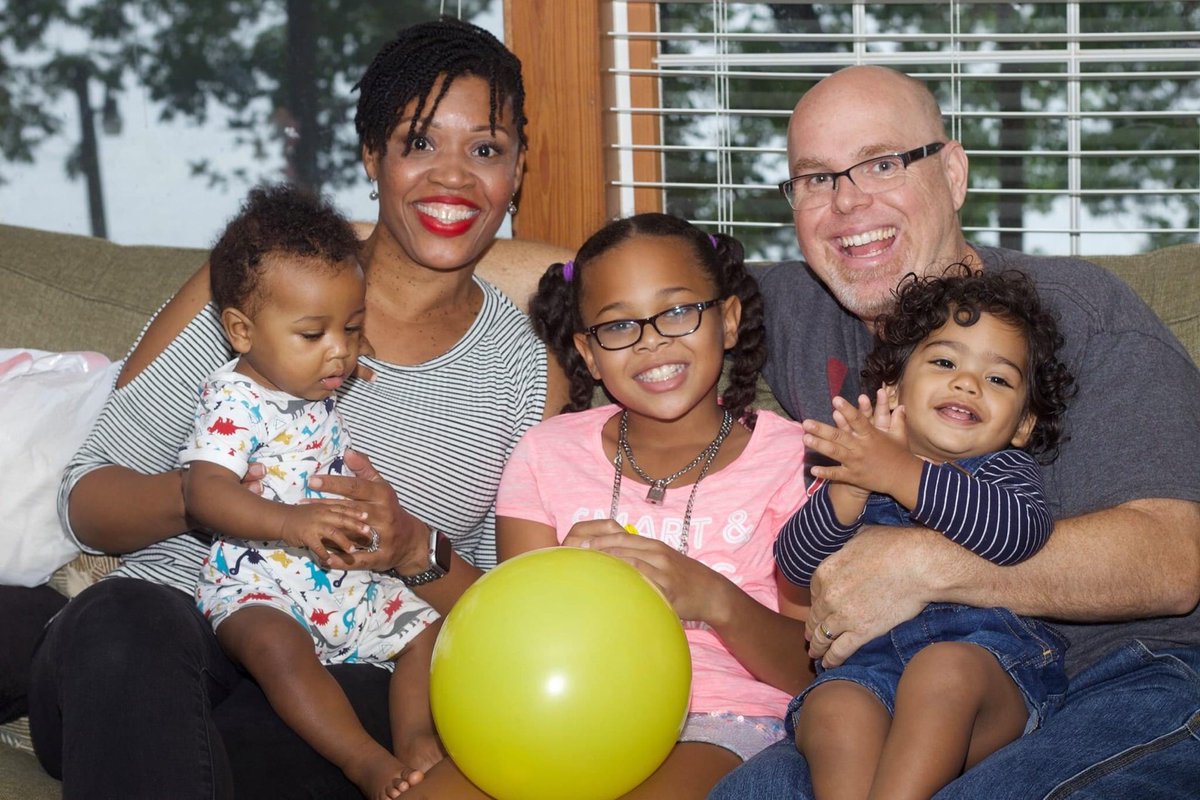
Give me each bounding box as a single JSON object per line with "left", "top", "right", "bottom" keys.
{"left": 778, "top": 142, "right": 945, "bottom": 211}
{"left": 583, "top": 299, "right": 722, "bottom": 351}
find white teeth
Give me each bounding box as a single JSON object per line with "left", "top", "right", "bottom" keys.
{"left": 414, "top": 203, "right": 479, "bottom": 223}
{"left": 638, "top": 364, "right": 684, "bottom": 383}
{"left": 838, "top": 227, "right": 896, "bottom": 248}
{"left": 942, "top": 404, "right": 978, "bottom": 420}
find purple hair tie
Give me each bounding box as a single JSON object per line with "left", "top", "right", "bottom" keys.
{"left": 562, "top": 259, "right": 575, "bottom": 282}
{"left": 708, "top": 234, "right": 719, "bottom": 248}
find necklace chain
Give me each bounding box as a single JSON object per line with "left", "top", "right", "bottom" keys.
{"left": 609, "top": 409, "right": 733, "bottom": 555}
{"left": 618, "top": 410, "right": 733, "bottom": 505}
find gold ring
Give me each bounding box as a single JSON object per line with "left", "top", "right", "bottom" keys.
{"left": 818, "top": 622, "right": 838, "bottom": 641}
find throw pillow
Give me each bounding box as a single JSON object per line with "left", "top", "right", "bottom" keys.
{"left": 0, "top": 349, "right": 121, "bottom": 586}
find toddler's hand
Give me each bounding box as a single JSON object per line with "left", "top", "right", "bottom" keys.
{"left": 804, "top": 395, "right": 918, "bottom": 497}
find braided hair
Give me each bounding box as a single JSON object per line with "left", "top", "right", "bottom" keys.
{"left": 354, "top": 17, "right": 527, "bottom": 158}
{"left": 530, "top": 213, "right": 767, "bottom": 428}
{"left": 209, "top": 183, "right": 360, "bottom": 316}
{"left": 862, "top": 267, "right": 1076, "bottom": 463}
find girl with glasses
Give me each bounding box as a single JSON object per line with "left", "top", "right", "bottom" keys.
{"left": 493, "top": 213, "right": 815, "bottom": 797}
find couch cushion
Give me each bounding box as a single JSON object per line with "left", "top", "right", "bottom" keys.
{"left": 1088, "top": 243, "right": 1200, "bottom": 365}
{"left": 0, "top": 225, "right": 204, "bottom": 360}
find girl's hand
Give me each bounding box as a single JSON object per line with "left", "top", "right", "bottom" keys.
{"left": 306, "top": 449, "right": 430, "bottom": 572}
{"left": 576, "top": 532, "right": 727, "bottom": 623}
{"left": 561, "top": 518, "right": 629, "bottom": 548}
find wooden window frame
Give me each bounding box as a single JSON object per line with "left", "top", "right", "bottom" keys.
{"left": 506, "top": 1, "right": 660, "bottom": 249}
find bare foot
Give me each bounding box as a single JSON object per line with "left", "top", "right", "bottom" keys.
{"left": 344, "top": 750, "right": 422, "bottom": 799}
{"left": 397, "top": 730, "right": 445, "bottom": 781}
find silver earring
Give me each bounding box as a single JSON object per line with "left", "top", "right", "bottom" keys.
{"left": 369, "top": 180, "right": 379, "bottom": 201}
{"left": 507, "top": 200, "right": 518, "bottom": 216}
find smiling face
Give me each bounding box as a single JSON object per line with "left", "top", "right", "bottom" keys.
{"left": 886, "top": 311, "right": 1036, "bottom": 463}
{"left": 787, "top": 66, "right": 972, "bottom": 324}
{"left": 364, "top": 74, "right": 525, "bottom": 272}
{"left": 223, "top": 255, "right": 366, "bottom": 402}
{"left": 571, "top": 235, "right": 741, "bottom": 425}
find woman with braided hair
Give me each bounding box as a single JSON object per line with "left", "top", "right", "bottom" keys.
{"left": 30, "top": 17, "right": 568, "bottom": 799}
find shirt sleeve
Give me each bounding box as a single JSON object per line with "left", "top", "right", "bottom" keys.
{"left": 495, "top": 427, "right": 554, "bottom": 529}
{"left": 56, "top": 304, "right": 232, "bottom": 553}
{"left": 910, "top": 450, "right": 1051, "bottom": 566}
{"left": 774, "top": 480, "right": 861, "bottom": 587}
{"left": 176, "top": 380, "right": 258, "bottom": 477}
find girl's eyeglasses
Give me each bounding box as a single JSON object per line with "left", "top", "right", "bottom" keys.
{"left": 584, "top": 299, "right": 722, "bottom": 351}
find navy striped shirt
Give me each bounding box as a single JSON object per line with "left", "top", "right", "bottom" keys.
{"left": 776, "top": 449, "right": 1051, "bottom": 587}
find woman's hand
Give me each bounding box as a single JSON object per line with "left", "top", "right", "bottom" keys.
{"left": 240, "top": 462, "right": 265, "bottom": 495}
{"left": 306, "top": 449, "right": 430, "bottom": 572}
{"left": 573, "top": 531, "right": 729, "bottom": 623}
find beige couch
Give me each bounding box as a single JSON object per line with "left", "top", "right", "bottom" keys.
{"left": 1, "top": 222, "right": 1197, "bottom": 797}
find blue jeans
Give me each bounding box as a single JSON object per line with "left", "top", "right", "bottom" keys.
{"left": 709, "top": 641, "right": 1200, "bottom": 799}
{"left": 789, "top": 604, "right": 1067, "bottom": 733}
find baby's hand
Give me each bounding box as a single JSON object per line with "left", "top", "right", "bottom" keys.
{"left": 275, "top": 502, "right": 370, "bottom": 565}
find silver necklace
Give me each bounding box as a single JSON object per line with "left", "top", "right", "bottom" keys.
{"left": 609, "top": 410, "right": 733, "bottom": 556}
{"left": 618, "top": 410, "right": 733, "bottom": 504}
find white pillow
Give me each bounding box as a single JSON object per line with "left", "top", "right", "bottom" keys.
{"left": 0, "top": 349, "right": 122, "bottom": 586}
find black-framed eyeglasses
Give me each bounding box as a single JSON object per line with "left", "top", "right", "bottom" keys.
{"left": 778, "top": 142, "right": 945, "bottom": 210}
{"left": 583, "top": 299, "right": 722, "bottom": 351}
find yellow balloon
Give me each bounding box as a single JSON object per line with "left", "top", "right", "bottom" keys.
{"left": 431, "top": 547, "right": 691, "bottom": 800}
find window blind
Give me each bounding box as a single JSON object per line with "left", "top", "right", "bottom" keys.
{"left": 606, "top": 1, "right": 1200, "bottom": 259}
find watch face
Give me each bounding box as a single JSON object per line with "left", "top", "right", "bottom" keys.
{"left": 433, "top": 531, "right": 453, "bottom": 572}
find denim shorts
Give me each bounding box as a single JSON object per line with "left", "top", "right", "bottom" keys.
{"left": 679, "top": 711, "right": 787, "bottom": 761}
{"left": 787, "top": 604, "right": 1068, "bottom": 736}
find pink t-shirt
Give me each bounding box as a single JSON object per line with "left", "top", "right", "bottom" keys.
{"left": 497, "top": 405, "right": 808, "bottom": 718}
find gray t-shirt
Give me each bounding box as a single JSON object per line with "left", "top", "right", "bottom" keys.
{"left": 754, "top": 245, "right": 1200, "bottom": 676}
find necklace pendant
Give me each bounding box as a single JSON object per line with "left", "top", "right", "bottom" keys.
{"left": 646, "top": 482, "right": 667, "bottom": 505}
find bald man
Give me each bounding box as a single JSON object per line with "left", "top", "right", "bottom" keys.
{"left": 712, "top": 66, "right": 1200, "bottom": 798}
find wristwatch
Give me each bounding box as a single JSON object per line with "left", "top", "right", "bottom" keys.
{"left": 393, "top": 528, "right": 452, "bottom": 587}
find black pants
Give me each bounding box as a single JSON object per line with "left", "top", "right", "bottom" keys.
{"left": 0, "top": 585, "right": 67, "bottom": 723}
{"left": 29, "top": 577, "right": 392, "bottom": 799}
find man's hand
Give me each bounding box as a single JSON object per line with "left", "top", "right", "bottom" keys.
{"left": 806, "top": 525, "right": 941, "bottom": 665}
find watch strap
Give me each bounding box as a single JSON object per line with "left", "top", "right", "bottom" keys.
{"left": 395, "top": 529, "right": 450, "bottom": 587}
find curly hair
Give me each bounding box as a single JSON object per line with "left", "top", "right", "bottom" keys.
{"left": 353, "top": 17, "right": 527, "bottom": 159}
{"left": 862, "top": 267, "right": 1076, "bottom": 462}
{"left": 209, "top": 183, "right": 360, "bottom": 316}
{"left": 529, "top": 213, "right": 766, "bottom": 427}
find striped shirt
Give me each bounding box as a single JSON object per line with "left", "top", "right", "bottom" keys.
{"left": 57, "top": 277, "right": 547, "bottom": 594}
{"left": 776, "top": 449, "right": 1051, "bottom": 587}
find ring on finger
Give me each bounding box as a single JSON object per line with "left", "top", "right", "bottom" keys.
{"left": 818, "top": 621, "right": 840, "bottom": 641}
{"left": 367, "top": 527, "right": 380, "bottom": 553}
